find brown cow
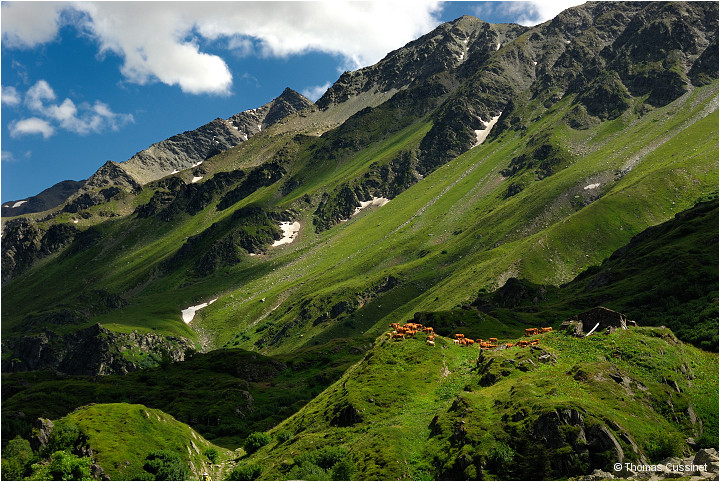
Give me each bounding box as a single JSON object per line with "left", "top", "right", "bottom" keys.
{"left": 489, "top": 337, "right": 498, "bottom": 344}
{"left": 427, "top": 334, "right": 435, "bottom": 341}
{"left": 454, "top": 334, "right": 465, "bottom": 339}
{"left": 525, "top": 328, "right": 539, "bottom": 336}
{"left": 505, "top": 343, "right": 513, "bottom": 348}
{"left": 392, "top": 333, "right": 405, "bottom": 340}
{"left": 540, "top": 327, "right": 552, "bottom": 333}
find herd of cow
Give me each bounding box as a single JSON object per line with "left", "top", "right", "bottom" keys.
{"left": 385, "top": 323, "right": 553, "bottom": 350}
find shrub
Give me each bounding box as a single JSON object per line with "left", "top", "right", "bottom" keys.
{"left": 204, "top": 447, "right": 219, "bottom": 464}
{"left": 227, "top": 463, "right": 263, "bottom": 481}
{"left": 330, "top": 458, "right": 356, "bottom": 480}
{"left": 287, "top": 461, "right": 328, "bottom": 481}
{"left": 46, "top": 421, "right": 81, "bottom": 454}
{"left": 486, "top": 442, "right": 515, "bottom": 478}
{"left": 30, "top": 450, "right": 93, "bottom": 481}
{"left": 276, "top": 430, "right": 292, "bottom": 443}
{"left": 1, "top": 436, "right": 34, "bottom": 480}
{"left": 143, "top": 450, "right": 189, "bottom": 481}
{"left": 243, "top": 432, "right": 272, "bottom": 454}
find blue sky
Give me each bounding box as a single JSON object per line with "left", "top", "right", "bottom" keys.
{"left": 1, "top": 1, "right": 581, "bottom": 203}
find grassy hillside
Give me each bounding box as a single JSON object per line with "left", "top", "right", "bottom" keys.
{"left": 240, "top": 327, "right": 718, "bottom": 480}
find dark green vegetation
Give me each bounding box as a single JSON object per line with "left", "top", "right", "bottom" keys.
{"left": 470, "top": 197, "right": 719, "bottom": 351}
{"left": 1, "top": 2, "right": 718, "bottom": 480}
{"left": 2, "top": 338, "right": 366, "bottom": 449}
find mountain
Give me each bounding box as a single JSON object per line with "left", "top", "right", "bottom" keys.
{"left": 120, "top": 87, "right": 314, "bottom": 185}
{"left": 1, "top": 180, "right": 85, "bottom": 217}
{"left": 1, "top": 2, "right": 718, "bottom": 480}
{"left": 3, "top": 88, "right": 314, "bottom": 218}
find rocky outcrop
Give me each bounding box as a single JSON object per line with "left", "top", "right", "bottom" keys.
{"left": 123, "top": 88, "right": 312, "bottom": 185}
{"left": 2, "top": 180, "right": 85, "bottom": 217}
{"left": 316, "top": 16, "right": 525, "bottom": 110}
{"left": 1, "top": 218, "right": 79, "bottom": 282}
{"left": 2, "top": 323, "right": 196, "bottom": 376}
{"left": 580, "top": 448, "right": 720, "bottom": 481}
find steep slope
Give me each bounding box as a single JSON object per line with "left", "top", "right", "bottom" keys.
{"left": 1, "top": 180, "right": 85, "bottom": 217}
{"left": 121, "top": 87, "right": 314, "bottom": 185}
{"left": 1, "top": 3, "right": 717, "bottom": 373}
{"left": 240, "top": 327, "right": 718, "bottom": 480}
{"left": 469, "top": 197, "right": 719, "bottom": 351}
{"left": 23, "top": 403, "right": 231, "bottom": 481}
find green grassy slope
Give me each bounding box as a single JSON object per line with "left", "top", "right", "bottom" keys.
{"left": 240, "top": 327, "right": 717, "bottom": 480}
{"left": 2, "top": 82, "right": 715, "bottom": 358}
{"left": 56, "top": 403, "right": 230, "bottom": 480}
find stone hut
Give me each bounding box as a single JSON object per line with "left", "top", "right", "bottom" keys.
{"left": 560, "top": 307, "right": 636, "bottom": 337}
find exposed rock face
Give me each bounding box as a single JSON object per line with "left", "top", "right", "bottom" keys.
{"left": 1, "top": 323, "right": 195, "bottom": 376}
{"left": 316, "top": 16, "right": 525, "bottom": 110}
{"left": 1, "top": 180, "right": 85, "bottom": 217}
{"left": 1, "top": 218, "right": 79, "bottom": 282}
{"left": 122, "top": 88, "right": 313, "bottom": 185}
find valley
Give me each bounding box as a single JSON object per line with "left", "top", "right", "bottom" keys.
{"left": 1, "top": 2, "right": 718, "bottom": 480}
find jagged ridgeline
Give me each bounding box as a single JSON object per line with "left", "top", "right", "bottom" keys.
{"left": 1, "top": 2, "right": 718, "bottom": 481}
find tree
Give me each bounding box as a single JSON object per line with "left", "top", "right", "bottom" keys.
{"left": 1, "top": 436, "right": 34, "bottom": 480}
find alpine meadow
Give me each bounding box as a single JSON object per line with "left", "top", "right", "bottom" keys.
{"left": 1, "top": 2, "right": 719, "bottom": 481}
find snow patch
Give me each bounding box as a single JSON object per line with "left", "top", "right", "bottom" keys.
{"left": 181, "top": 298, "right": 217, "bottom": 324}
{"left": 272, "top": 221, "right": 301, "bottom": 246}
{"left": 171, "top": 169, "right": 179, "bottom": 174}
{"left": 353, "top": 196, "right": 389, "bottom": 216}
{"left": 257, "top": 124, "right": 262, "bottom": 131}
{"left": 191, "top": 160, "right": 203, "bottom": 168}
{"left": 584, "top": 183, "right": 601, "bottom": 190}
{"left": 2, "top": 205, "right": 8, "bottom": 208}
{"left": 533, "top": 61, "right": 538, "bottom": 66}
{"left": 474, "top": 113, "right": 502, "bottom": 146}
{"left": 12, "top": 200, "right": 27, "bottom": 208}
{"left": 496, "top": 43, "right": 501, "bottom": 50}
{"left": 191, "top": 176, "right": 203, "bottom": 183}
{"left": 73, "top": 219, "right": 79, "bottom": 224}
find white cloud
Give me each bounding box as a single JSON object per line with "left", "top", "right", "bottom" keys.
{"left": 473, "top": 1, "right": 585, "bottom": 26}
{"left": 1, "top": 86, "right": 21, "bottom": 106}
{"left": 25, "top": 80, "right": 56, "bottom": 111}
{"left": 2, "top": 1, "right": 443, "bottom": 95}
{"left": 2, "top": 151, "right": 17, "bottom": 163}
{"left": 10, "top": 117, "right": 56, "bottom": 139}
{"left": 0, "top": 2, "right": 67, "bottom": 48}
{"left": 302, "top": 82, "right": 332, "bottom": 102}
{"left": 14, "top": 80, "right": 134, "bottom": 136}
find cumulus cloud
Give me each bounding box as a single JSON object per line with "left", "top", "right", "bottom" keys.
{"left": 1, "top": 86, "right": 21, "bottom": 106}
{"left": 472, "top": 1, "right": 585, "bottom": 26}
{"left": 302, "top": 82, "right": 332, "bottom": 102}
{"left": 10, "top": 117, "right": 55, "bottom": 139}
{"left": 11, "top": 80, "right": 134, "bottom": 138}
{"left": 1, "top": 1, "right": 443, "bottom": 95}
{"left": 0, "top": 2, "right": 67, "bottom": 48}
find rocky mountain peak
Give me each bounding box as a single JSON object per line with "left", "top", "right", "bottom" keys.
{"left": 315, "top": 15, "right": 526, "bottom": 110}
